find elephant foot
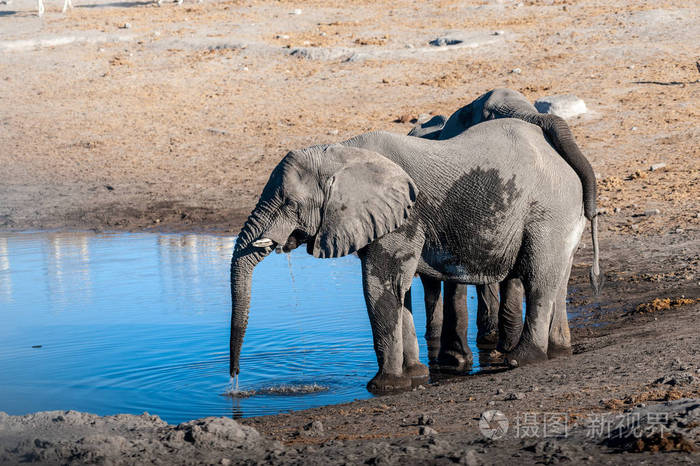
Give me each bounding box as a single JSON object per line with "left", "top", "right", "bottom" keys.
{"left": 496, "top": 336, "right": 519, "bottom": 355}
{"left": 505, "top": 342, "right": 547, "bottom": 368}
{"left": 367, "top": 372, "right": 412, "bottom": 394}
{"left": 431, "top": 351, "right": 472, "bottom": 374}
{"left": 404, "top": 362, "right": 429, "bottom": 378}
{"left": 547, "top": 343, "right": 572, "bottom": 359}
{"left": 476, "top": 331, "right": 499, "bottom": 349}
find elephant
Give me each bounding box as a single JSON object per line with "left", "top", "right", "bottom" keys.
{"left": 230, "top": 117, "right": 603, "bottom": 393}
{"left": 407, "top": 116, "right": 504, "bottom": 374}
{"left": 406, "top": 87, "right": 601, "bottom": 371}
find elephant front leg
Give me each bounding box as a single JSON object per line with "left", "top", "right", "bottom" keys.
{"left": 360, "top": 247, "right": 422, "bottom": 393}
{"left": 435, "top": 282, "right": 472, "bottom": 373}
{"left": 420, "top": 275, "right": 443, "bottom": 364}
{"left": 402, "top": 305, "right": 429, "bottom": 383}
{"left": 476, "top": 283, "right": 499, "bottom": 347}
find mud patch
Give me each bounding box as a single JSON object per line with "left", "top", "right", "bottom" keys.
{"left": 222, "top": 383, "right": 330, "bottom": 398}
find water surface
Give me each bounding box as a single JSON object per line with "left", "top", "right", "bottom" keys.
{"left": 0, "top": 232, "right": 488, "bottom": 424}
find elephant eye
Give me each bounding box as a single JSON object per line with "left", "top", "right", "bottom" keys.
{"left": 285, "top": 199, "right": 299, "bottom": 210}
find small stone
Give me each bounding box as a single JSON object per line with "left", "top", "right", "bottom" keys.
{"left": 644, "top": 208, "right": 660, "bottom": 216}
{"left": 496, "top": 388, "right": 504, "bottom": 395}
{"left": 419, "top": 426, "right": 437, "bottom": 435}
{"left": 418, "top": 414, "right": 435, "bottom": 426}
{"left": 631, "top": 126, "right": 638, "bottom": 131}
{"left": 535, "top": 95, "right": 587, "bottom": 119}
{"left": 649, "top": 162, "right": 667, "bottom": 171}
{"left": 327, "top": 129, "right": 339, "bottom": 135}
{"left": 405, "top": 43, "right": 415, "bottom": 49}
{"left": 416, "top": 113, "right": 432, "bottom": 124}
{"left": 303, "top": 420, "right": 323, "bottom": 434}
{"left": 320, "top": 32, "right": 327, "bottom": 37}
{"left": 120, "top": 22, "right": 131, "bottom": 29}
{"left": 463, "top": 449, "right": 481, "bottom": 466}
{"left": 488, "top": 400, "right": 495, "bottom": 406}
{"left": 675, "top": 228, "right": 684, "bottom": 234}
{"left": 628, "top": 65, "right": 635, "bottom": 69}
{"left": 275, "top": 34, "right": 290, "bottom": 40}
{"left": 613, "top": 207, "right": 621, "bottom": 213}
{"left": 291, "top": 8, "right": 302, "bottom": 15}
{"left": 493, "top": 30, "right": 505, "bottom": 35}
{"left": 418, "top": 384, "right": 426, "bottom": 390}
{"left": 220, "top": 459, "right": 231, "bottom": 466}
{"left": 505, "top": 392, "right": 525, "bottom": 401}
{"left": 510, "top": 67, "right": 522, "bottom": 74}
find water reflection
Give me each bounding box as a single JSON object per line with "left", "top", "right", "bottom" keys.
{"left": 0, "top": 231, "right": 490, "bottom": 423}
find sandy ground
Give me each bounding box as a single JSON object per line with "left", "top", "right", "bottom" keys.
{"left": 1, "top": 0, "right": 699, "bottom": 464}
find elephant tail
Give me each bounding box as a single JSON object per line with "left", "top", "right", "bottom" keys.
{"left": 589, "top": 215, "right": 603, "bottom": 295}
{"left": 523, "top": 113, "right": 597, "bottom": 222}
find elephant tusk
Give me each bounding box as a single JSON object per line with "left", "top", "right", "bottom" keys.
{"left": 252, "top": 238, "right": 273, "bottom": 248}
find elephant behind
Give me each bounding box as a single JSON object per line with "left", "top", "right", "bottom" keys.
{"left": 408, "top": 88, "right": 602, "bottom": 371}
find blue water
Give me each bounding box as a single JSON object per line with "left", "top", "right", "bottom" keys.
{"left": 0, "top": 232, "right": 488, "bottom": 424}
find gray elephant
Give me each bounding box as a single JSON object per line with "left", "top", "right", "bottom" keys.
{"left": 407, "top": 116, "right": 503, "bottom": 373}
{"left": 230, "top": 118, "right": 602, "bottom": 393}
{"left": 407, "top": 88, "right": 601, "bottom": 370}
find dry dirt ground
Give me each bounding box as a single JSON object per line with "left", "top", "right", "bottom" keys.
{"left": 0, "top": 0, "right": 699, "bottom": 464}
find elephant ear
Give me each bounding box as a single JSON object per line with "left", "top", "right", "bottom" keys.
{"left": 313, "top": 146, "right": 418, "bottom": 258}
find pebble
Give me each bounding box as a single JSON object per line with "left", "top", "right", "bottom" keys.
{"left": 275, "top": 34, "right": 290, "bottom": 40}
{"left": 418, "top": 414, "right": 435, "bottom": 426}
{"left": 303, "top": 420, "right": 324, "bottom": 434}
{"left": 613, "top": 207, "right": 621, "bottom": 213}
{"left": 496, "top": 388, "right": 504, "bottom": 395}
{"left": 505, "top": 392, "right": 525, "bottom": 401}
{"left": 649, "top": 162, "right": 666, "bottom": 171}
{"left": 493, "top": 30, "right": 505, "bottom": 35}
{"left": 644, "top": 208, "right": 660, "bottom": 216}
{"left": 463, "top": 450, "right": 481, "bottom": 466}
{"left": 419, "top": 426, "right": 437, "bottom": 435}
{"left": 418, "top": 384, "right": 426, "bottom": 390}
{"left": 291, "top": 8, "right": 302, "bottom": 15}
{"left": 220, "top": 459, "right": 231, "bottom": 466}
{"left": 535, "top": 94, "right": 588, "bottom": 119}
{"left": 327, "top": 129, "right": 339, "bottom": 135}
{"left": 510, "top": 67, "right": 522, "bottom": 74}
{"left": 120, "top": 23, "right": 131, "bottom": 29}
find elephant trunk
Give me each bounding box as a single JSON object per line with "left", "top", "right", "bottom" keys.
{"left": 229, "top": 207, "right": 274, "bottom": 376}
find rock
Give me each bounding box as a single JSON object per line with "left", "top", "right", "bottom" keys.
{"left": 418, "top": 414, "right": 435, "bottom": 426}
{"left": 290, "top": 8, "right": 302, "bottom": 15}
{"left": 327, "top": 129, "right": 339, "bottom": 135}
{"left": 416, "top": 113, "right": 432, "bottom": 124}
{"left": 510, "top": 67, "right": 522, "bottom": 74}
{"left": 303, "top": 420, "right": 324, "bottom": 435}
{"left": 655, "top": 373, "right": 695, "bottom": 386}
{"left": 417, "top": 385, "right": 426, "bottom": 390}
{"left": 462, "top": 449, "right": 481, "bottom": 466}
{"left": 220, "top": 459, "right": 231, "bottom": 465}
{"left": 534, "top": 95, "right": 588, "bottom": 119}
{"left": 493, "top": 30, "right": 504, "bottom": 35}
{"left": 650, "top": 162, "right": 667, "bottom": 171}
{"left": 644, "top": 208, "right": 660, "bottom": 216}
{"left": 275, "top": 34, "right": 290, "bottom": 40}
{"left": 496, "top": 388, "right": 504, "bottom": 395}
{"left": 614, "top": 207, "right": 621, "bottom": 213}
{"left": 429, "top": 37, "right": 463, "bottom": 47}
{"left": 120, "top": 23, "right": 131, "bottom": 29}
{"left": 505, "top": 392, "right": 525, "bottom": 401}
{"left": 419, "top": 426, "right": 437, "bottom": 435}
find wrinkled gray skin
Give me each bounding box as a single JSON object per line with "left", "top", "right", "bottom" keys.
{"left": 407, "top": 116, "right": 505, "bottom": 374}
{"left": 230, "top": 118, "right": 595, "bottom": 393}
{"left": 408, "top": 88, "right": 602, "bottom": 369}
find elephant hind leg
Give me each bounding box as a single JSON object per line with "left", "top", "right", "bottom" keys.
{"left": 496, "top": 278, "right": 524, "bottom": 353}
{"left": 548, "top": 256, "right": 574, "bottom": 359}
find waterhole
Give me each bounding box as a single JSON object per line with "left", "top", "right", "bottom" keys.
{"left": 1, "top": 232, "right": 496, "bottom": 424}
